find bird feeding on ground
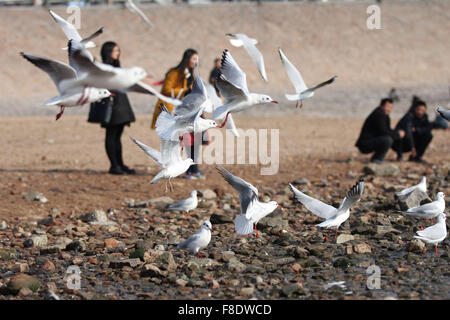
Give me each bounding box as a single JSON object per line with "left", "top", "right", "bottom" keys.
{"left": 413, "top": 212, "right": 447, "bottom": 256}
{"left": 398, "top": 192, "right": 446, "bottom": 230}
{"left": 166, "top": 190, "right": 198, "bottom": 214}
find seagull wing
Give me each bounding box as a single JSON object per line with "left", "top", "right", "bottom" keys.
{"left": 233, "top": 34, "right": 267, "bottom": 82}
{"left": 127, "top": 81, "right": 182, "bottom": 106}
{"left": 289, "top": 183, "right": 337, "bottom": 219}
{"left": 80, "top": 27, "right": 104, "bottom": 46}
{"left": 217, "top": 166, "right": 259, "bottom": 219}
{"left": 218, "top": 49, "right": 249, "bottom": 94}
{"left": 68, "top": 39, "right": 116, "bottom": 77}
{"left": 161, "top": 139, "right": 183, "bottom": 167}
{"left": 127, "top": 0, "right": 154, "bottom": 27}
{"left": 415, "top": 222, "right": 446, "bottom": 241}
{"left": 49, "top": 10, "right": 83, "bottom": 42}
{"left": 131, "top": 137, "right": 163, "bottom": 167}
{"left": 20, "top": 52, "right": 77, "bottom": 94}
{"left": 436, "top": 106, "right": 450, "bottom": 121}
{"left": 278, "top": 48, "right": 307, "bottom": 93}
{"left": 336, "top": 180, "right": 364, "bottom": 215}
{"left": 301, "top": 76, "right": 337, "bottom": 95}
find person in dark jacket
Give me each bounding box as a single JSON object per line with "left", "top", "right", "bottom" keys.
{"left": 100, "top": 41, "right": 136, "bottom": 175}
{"left": 355, "top": 98, "right": 405, "bottom": 164}
{"left": 392, "top": 99, "right": 433, "bottom": 163}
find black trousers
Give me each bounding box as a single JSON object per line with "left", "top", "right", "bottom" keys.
{"left": 392, "top": 131, "right": 433, "bottom": 159}
{"left": 357, "top": 135, "right": 394, "bottom": 161}
{"left": 105, "top": 124, "right": 125, "bottom": 169}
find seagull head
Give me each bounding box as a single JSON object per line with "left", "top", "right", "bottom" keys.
{"left": 201, "top": 220, "right": 213, "bottom": 232}
{"left": 257, "top": 94, "right": 278, "bottom": 104}
{"left": 191, "top": 190, "right": 198, "bottom": 197}
{"left": 97, "top": 89, "right": 113, "bottom": 99}
{"left": 436, "top": 192, "right": 445, "bottom": 200}
{"left": 276, "top": 204, "right": 285, "bottom": 211}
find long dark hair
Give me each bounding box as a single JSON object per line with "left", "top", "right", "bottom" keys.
{"left": 409, "top": 95, "right": 426, "bottom": 113}
{"left": 168, "top": 48, "right": 198, "bottom": 87}
{"left": 101, "top": 41, "right": 120, "bottom": 67}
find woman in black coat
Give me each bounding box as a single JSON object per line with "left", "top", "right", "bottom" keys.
{"left": 100, "top": 42, "right": 136, "bottom": 175}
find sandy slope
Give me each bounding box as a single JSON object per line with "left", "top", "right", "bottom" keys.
{"left": 1, "top": 1, "right": 450, "bottom": 117}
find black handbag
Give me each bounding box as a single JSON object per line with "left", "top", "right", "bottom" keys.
{"left": 87, "top": 97, "right": 113, "bottom": 124}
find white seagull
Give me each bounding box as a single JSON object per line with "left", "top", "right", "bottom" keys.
{"left": 395, "top": 176, "right": 427, "bottom": 197}
{"left": 436, "top": 106, "right": 450, "bottom": 121}
{"left": 414, "top": 212, "right": 447, "bottom": 256}
{"left": 176, "top": 220, "right": 213, "bottom": 258}
{"left": 290, "top": 180, "right": 364, "bottom": 242}
{"left": 217, "top": 166, "right": 281, "bottom": 238}
{"left": 21, "top": 52, "right": 112, "bottom": 120}
{"left": 67, "top": 40, "right": 181, "bottom": 107}
{"left": 126, "top": 0, "right": 154, "bottom": 28}
{"left": 227, "top": 33, "right": 268, "bottom": 82}
{"left": 399, "top": 192, "right": 446, "bottom": 229}
{"left": 156, "top": 105, "right": 217, "bottom": 142}
{"left": 212, "top": 50, "right": 277, "bottom": 127}
{"left": 131, "top": 137, "right": 194, "bottom": 192}
{"left": 204, "top": 81, "right": 239, "bottom": 137}
{"left": 49, "top": 10, "right": 103, "bottom": 51}
{"left": 166, "top": 190, "right": 198, "bottom": 214}
{"left": 278, "top": 48, "right": 337, "bottom": 108}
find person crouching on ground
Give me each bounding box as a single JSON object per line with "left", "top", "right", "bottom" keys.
{"left": 355, "top": 98, "right": 405, "bottom": 164}
{"left": 393, "top": 99, "right": 433, "bottom": 163}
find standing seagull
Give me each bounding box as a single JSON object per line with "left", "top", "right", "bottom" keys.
{"left": 166, "top": 190, "right": 198, "bottom": 214}
{"left": 290, "top": 180, "right": 364, "bottom": 242}
{"left": 126, "top": 0, "right": 154, "bottom": 28}
{"left": 395, "top": 176, "right": 427, "bottom": 198}
{"left": 227, "top": 33, "right": 268, "bottom": 82}
{"left": 399, "top": 192, "right": 446, "bottom": 229}
{"left": 21, "top": 52, "right": 112, "bottom": 120}
{"left": 217, "top": 166, "right": 281, "bottom": 238}
{"left": 131, "top": 137, "right": 193, "bottom": 192}
{"left": 212, "top": 50, "right": 277, "bottom": 127}
{"left": 49, "top": 10, "right": 103, "bottom": 51}
{"left": 278, "top": 48, "right": 337, "bottom": 108}
{"left": 176, "top": 220, "right": 213, "bottom": 258}
{"left": 414, "top": 213, "right": 447, "bottom": 256}
{"left": 436, "top": 106, "right": 450, "bottom": 121}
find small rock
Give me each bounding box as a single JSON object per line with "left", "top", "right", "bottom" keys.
{"left": 147, "top": 197, "right": 174, "bottom": 209}
{"left": 109, "top": 258, "right": 141, "bottom": 269}
{"left": 292, "top": 178, "right": 310, "bottom": 186}
{"left": 175, "top": 279, "right": 188, "bottom": 287}
{"left": 211, "top": 279, "right": 220, "bottom": 289}
{"left": 210, "top": 213, "right": 233, "bottom": 224}
{"left": 157, "top": 252, "right": 177, "bottom": 272}
{"left": 282, "top": 283, "right": 304, "bottom": 297}
{"left": 7, "top": 274, "right": 40, "bottom": 294}
{"left": 407, "top": 239, "right": 426, "bottom": 252}
{"left": 140, "top": 263, "right": 165, "bottom": 277}
{"left": 396, "top": 188, "right": 430, "bottom": 211}
{"left": 79, "top": 210, "right": 117, "bottom": 226}
{"left": 65, "top": 240, "right": 87, "bottom": 252}
{"left": 0, "top": 248, "right": 17, "bottom": 260}
{"left": 14, "top": 263, "right": 30, "bottom": 273}
{"left": 198, "top": 189, "right": 217, "bottom": 199}
{"left": 42, "top": 260, "right": 56, "bottom": 271}
{"left": 24, "top": 191, "right": 48, "bottom": 203}
{"left": 104, "top": 238, "right": 118, "bottom": 249}
{"left": 0, "top": 221, "right": 8, "bottom": 230}
{"left": 363, "top": 163, "right": 400, "bottom": 177}
{"left": 227, "top": 258, "right": 247, "bottom": 272}
{"left": 18, "top": 287, "right": 33, "bottom": 297}
{"left": 336, "top": 234, "right": 354, "bottom": 244}
{"left": 23, "top": 235, "right": 48, "bottom": 248}
{"left": 353, "top": 243, "right": 372, "bottom": 254}
{"left": 239, "top": 287, "right": 254, "bottom": 297}
{"left": 291, "top": 263, "right": 302, "bottom": 272}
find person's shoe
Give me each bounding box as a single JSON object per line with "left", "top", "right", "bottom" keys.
{"left": 370, "top": 158, "right": 383, "bottom": 164}
{"left": 193, "top": 172, "right": 206, "bottom": 180}
{"left": 396, "top": 152, "right": 403, "bottom": 162}
{"left": 121, "top": 165, "right": 136, "bottom": 175}
{"left": 413, "top": 157, "right": 428, "bottom": 164}
{"left": 184, "top": 173, "right": 198, "bottom": 180}
{"left": 109, "top": 166, "right": 127, "bottom": 175}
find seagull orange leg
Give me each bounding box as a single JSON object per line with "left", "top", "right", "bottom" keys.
{"left": 324, "top": 230, "right": 330, "bottom": 242}
{"left": 219, "top": 112, "right": 230, "bottom": 128}
{"left": 435, "top": 245, "right": 438, "bottom": 257}
{"left": 334, "top": 229, "right": 338, "bottom": 241}
{"left": 56, "top": 106, "right": 65, "bottom": 121}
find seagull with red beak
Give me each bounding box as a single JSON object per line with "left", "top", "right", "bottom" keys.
{"left": 217, "top": 166, "right": 282, "bottom": 239}
{"left": 212, "top": 50, "right": 277, "bottom": 129}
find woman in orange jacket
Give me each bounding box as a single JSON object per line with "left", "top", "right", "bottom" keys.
{"left": 151, "top": 49, "right": 198, "bottom": 129}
